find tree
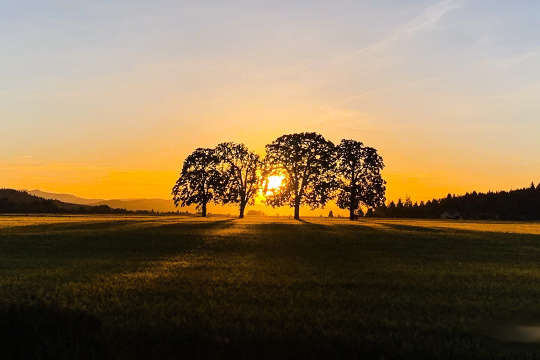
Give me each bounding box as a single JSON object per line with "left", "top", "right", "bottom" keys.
{"left": 215, "top": 142, "right": 261, "bottom": 218}
{"left": 264, "top": 132, "right": 335, "bottom": 220}
{"left": 172, "top": 148, "right": 224, "bottom": 217}
{"left": 334, "top": 140, "right": 386, "bottom": 220}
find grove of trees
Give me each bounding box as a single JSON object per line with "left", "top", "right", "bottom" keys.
{"left": 369, "top": 183, "right": 540, "bottom": 220}
{"left": 172, "top": 132, "right": 386, "bottom": 220}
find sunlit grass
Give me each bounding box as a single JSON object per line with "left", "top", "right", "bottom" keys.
{"left": 372, "top": 218, "right": 540, "bottom": 235}
{"left": 3, "top": 215, "right": 540, "bottom": 358}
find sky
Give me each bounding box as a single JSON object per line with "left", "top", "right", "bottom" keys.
{"left": 1, "top": 0, "right": 540, "bottom": 203}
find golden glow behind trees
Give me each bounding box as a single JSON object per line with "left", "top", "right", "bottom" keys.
{"left": 215, "top": 142, "right": 261, "bottom": 218}
{"left": 172, "top": 148, "right": 224, "bottom": 217}
{"left": 263, "top": 132, "right": 336, "bottom": 220}
{"left": 173, "top": 133, "right": 386, "bottom": 220}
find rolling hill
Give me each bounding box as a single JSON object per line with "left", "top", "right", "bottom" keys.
{"left": 29, "top": 190, "right": 104, "bottom": 205}
{"left": 28, "top": 190, "right": 177, "bottom": 212}
{"left": 0, "top": 189, "right": 123, "bottom": 214}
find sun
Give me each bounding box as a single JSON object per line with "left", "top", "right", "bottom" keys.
{"left": 254, "top": 174, "right": 285, "bottom": 203}
{"left": 266, "top": 175, "right": 285, "bottom": 192}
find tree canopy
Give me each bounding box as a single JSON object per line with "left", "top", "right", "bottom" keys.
{"left": 172, "top": 148, "right": 224, "bottom": 217}
{"left": 335, "top": 140, "right": 386, "bottom": 219}
{"left": 215, "top": 142, "right": 261, "bottom": 218}
{"left": 172, "top": 133, "right": 388, "bottom": 221}
{"left": 264, "top": 132, "right": 336, "bottom": 219}
{"left": 371, "top": 184, "right": 540, "bottom": 220}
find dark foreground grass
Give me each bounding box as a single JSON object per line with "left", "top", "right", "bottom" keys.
{"left": 2, "top": 216, "right": 540, "bottom": 359}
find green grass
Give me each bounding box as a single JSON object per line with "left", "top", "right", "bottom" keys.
{"left": 2, "top": 215, "right": 540, "bottom": 359}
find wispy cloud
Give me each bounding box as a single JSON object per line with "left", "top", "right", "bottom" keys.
{"left": 341, "top": 76, "right": 443, "bottom": 105}
{"left": 404, "top": 0, "right": 464, "bottom": 34}
{"left": 331, "top": 0, "right": 464, "bottom": 107}
{"left": 357, "top": 0, "right": 464, "bottom": 55}
{"left": 491, "top": 48, "right": 540, "bottom": 70}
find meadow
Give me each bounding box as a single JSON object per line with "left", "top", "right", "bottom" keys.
{"left": 2, "top": 215, "right": 540, "bottom": 359}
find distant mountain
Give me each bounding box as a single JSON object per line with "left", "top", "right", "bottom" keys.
{"left": 28, "top": 190, "right": 177, "bottom": 212}
{"left": 29, "top": 190, "right": 104, "bottom": 205}
{"left": 91, "top": 199, "right": 177, "bottom": 212}
{"left": 0, "top": 189, "right": 124, "bottom": 214}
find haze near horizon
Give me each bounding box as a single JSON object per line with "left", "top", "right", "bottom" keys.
{"left": 2, "top": 1, "right": 540, "bottom": 201}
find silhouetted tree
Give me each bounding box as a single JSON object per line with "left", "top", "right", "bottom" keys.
{"left": 264, "top": 132, "right": 335, "bottom": 220}
{"left": 404, "top": 197, "right": 413, "bottom": 208}
{"left": 334, "top": 140, "right": 386, "bottom": 220}
{"left": 172, "top": 148, "right": 224, "bottom": 217}
{"left": 370, "top": 181, "right": 540, "bottom": 220}
{"left": 215, "top": 142, "right": 261, "bottom": 218}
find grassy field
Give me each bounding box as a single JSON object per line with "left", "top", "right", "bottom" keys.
{"left": 2, "top": 215, "right": 540, "bottom": 359}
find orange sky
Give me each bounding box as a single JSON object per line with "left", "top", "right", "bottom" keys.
{"left": 2, "top": 1, "right": 540, "bottom": 206}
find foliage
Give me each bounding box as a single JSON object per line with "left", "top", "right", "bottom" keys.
{"left": 334, "top": 140, "right": 386, "bottom": 219}
{"left": 373, "top": 183, "right": 540, "bottom": 220}
{"left": 264, "top": 132, "right": 336, "bottom": 219}
{"left": 0, "top": 189, "right": 125, "bottom": 214}
{"left": 215, "top": 142, "right": 261, "bottom": 218}
{"left": 173, "top": 133, "right": 385, "bottom": 220}
{"left": 172, "top": 148, "right": 225, "bottom": 216}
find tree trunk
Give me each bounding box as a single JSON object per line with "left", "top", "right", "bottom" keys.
{"left": 350, "top": 189, "right": 356, "bottom": 221}
{"left": 201, "top": 201, "right": 207, "bottom": 217}
{"left": 294, "top": 199, "right": 300, "bottom": 220}
{"left": 239, "top": 201, "right": 246, "bottom": 219}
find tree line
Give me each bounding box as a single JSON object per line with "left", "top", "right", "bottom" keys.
{"left": 172, "top": 132, "right": 386, "bottom": 220}
{"left": 0, "top": 189, "right": 191, "bottom": 216}
{"left": 0, "top": 189, "right": 127, "bottom": 214}
{"left": 367, "top": 183, "right": 540, "bottom": 220}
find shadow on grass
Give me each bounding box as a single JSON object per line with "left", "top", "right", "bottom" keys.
{"left": 297, "top": 218, "right": 333, "bottom": 231}
{"left": 0, "top": 217, "right": 235, "bottom": 235}
{"left": 245, "top": 221, "right": 540, "bottom": 268}
{"left": 6, "top": 220, "right": 540, "bottom": 358}
{"left": 0, "top": 303, "right": 106, "bottom": 360}
{"left": 0, "top": 219, "right": 237, "bottom": 280}
{"left": 381, "top": 223, "right": 444, "bottom": 233}
{"left": 1, "top": 302, "right": 527, "bottom": 360}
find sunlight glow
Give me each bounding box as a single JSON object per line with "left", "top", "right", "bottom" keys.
{"left": 266, "top": 175, "right": 285, "bottom": 193}
{"left": 254, "top": 174, "right": 286, "bottom": 204}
